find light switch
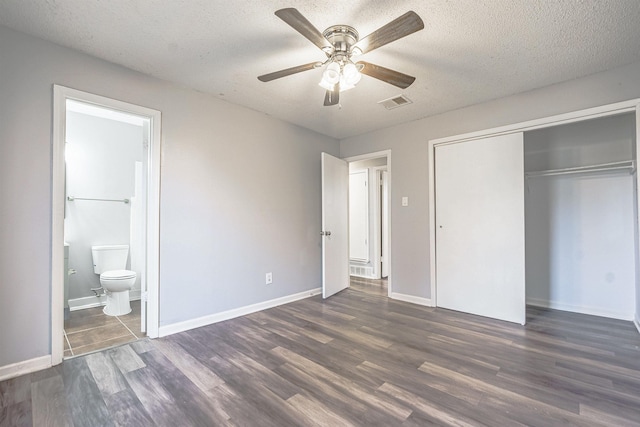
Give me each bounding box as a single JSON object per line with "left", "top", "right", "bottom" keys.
{"left": 402, "top": 196, "right": 409, "bottom": 207}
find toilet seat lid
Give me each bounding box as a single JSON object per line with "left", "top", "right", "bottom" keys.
{"left": 101, "top": 270, "right": 136, "bottom": 280}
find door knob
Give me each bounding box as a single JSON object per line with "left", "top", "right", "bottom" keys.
{"left": 321, "top": 231, "right": 332, "bottom": 236}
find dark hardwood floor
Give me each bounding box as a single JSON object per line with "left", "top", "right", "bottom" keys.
{"left": 349, "top": 276, "right": 388, "bottom": 296}
{"left": 2, "top": 284, "right": 640, "bottom": 426}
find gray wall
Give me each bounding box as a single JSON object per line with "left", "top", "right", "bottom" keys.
{"left": 3, "top": 20, "right": 640, "bottom": 368}
{"left": 340, "top": 60, "right": 640, "bottom": 300}
{"left": 0, "top": 25, "right": 339, "bottom": 367}
{"left": 65, "top": 111, "right": 144, "bottom": 299}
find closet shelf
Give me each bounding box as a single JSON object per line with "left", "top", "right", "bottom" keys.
{"left": 525, "top": 160, "right": 635, "bottom": 178}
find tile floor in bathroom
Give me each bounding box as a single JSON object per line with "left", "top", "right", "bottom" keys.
{"left": 63, "top": 300, "right": 145, "bottom": 357}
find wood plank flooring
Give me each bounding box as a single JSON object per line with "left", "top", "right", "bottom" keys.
{"left": 2, "top": 282, "right": 640, "bottom": 426}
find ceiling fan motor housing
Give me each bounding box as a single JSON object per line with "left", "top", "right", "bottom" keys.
{"left": 322, "top": 25, "right": 359, "bottom": 59}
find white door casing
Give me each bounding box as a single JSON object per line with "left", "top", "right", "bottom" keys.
{"left": 52, "top": 86, "right": 161, "bottom": 365}
{"left": 381, "top": 170, "right": 390, "bottom": 278}
{"left": 435, "top": 132, "right": 526, "bottom": 324}
{"left": 321, "top": 152, "right": 350, "bottom": 298}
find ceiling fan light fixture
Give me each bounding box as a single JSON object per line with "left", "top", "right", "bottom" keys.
{"left": 318, "top": 78, "right": 335, "bottom": 91}
{"left": 342, "top": 62, "right": 361, "bottom": 86}
{"left": 339, "top": 75, "right": 355, "bottom": 92}
{"left": 323, "top": 62, "right": 341, "bottom": 84}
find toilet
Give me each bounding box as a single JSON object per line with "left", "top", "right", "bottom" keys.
{"left": 91, "top": 245, "right": 137, "bottom": 316}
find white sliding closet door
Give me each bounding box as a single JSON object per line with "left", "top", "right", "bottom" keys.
{"left": 435, "top": 133, "right": 526, "bottom": 324}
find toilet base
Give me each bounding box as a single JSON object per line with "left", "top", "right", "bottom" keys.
{"left": 103, "top": 290, "right": 132, "bottom": 316}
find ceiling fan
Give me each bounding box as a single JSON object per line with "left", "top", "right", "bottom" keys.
{"left": 258, "top": 8, "right": 424, "bottom": 106}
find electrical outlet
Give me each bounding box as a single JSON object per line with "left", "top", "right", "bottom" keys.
{"left": 266, "top": 272, "right": 273, "bottom": 285}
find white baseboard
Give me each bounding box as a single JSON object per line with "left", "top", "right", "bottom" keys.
{"left": 69, "top": 289, "right": 141, "bottom": 311}
{"left": 527, "top": 298, "right": 634, "bottom": 321}
{"left": 390, "top": 292, "right": 433, "bottom": 307}
{"left": 0, "top": 355, "right": 51, "bottom": 382}
{"left": 159, "top": 287, "right": 321, "bottom": 337}
{"left": 634, "top": 313, "right": 640, "bottom": 335}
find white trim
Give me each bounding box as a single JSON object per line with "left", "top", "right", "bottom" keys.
{"left": 371, "top": 166, "right": 388, "bottom": 280}
{"left": 428, "top": 139, "right": 437, "bottom": 307}
{"left": 68, "top": 290, "right": 141, "bottom": 311}
{"left": 69, "top": 295, "right": 107, "bottom": 311}
{"left": 52, "top": 85, "right": 162, "bottom": 366}
{"left": 344, "top": 149, "right": 391, "bottom": 163}
{"left": 431, "top": 99, "right": 639, "bottom": 146}
{"left": 390, "top": 292, "right": 433, "bottom": 307}
{"left": 51, "top": 86, "right": 66, "bottom": 367}
{"left": 0, "top": 356, "right": 51, "bottom": 382}
{"left": 428, "top": 98, "right": 640, "bottom": 311}
{"left": 145, "top": 105, "right": 162, "bottom": 339}
{"left": 158, "top": 288, "right": 322, "bottom": 337}
{"left": 344, "top": 149, "right": 392, "bottom": 296}
{"left": 527, "top": 298, "right": 633, "bottom": 321}
{"left": 635, "top": 104, "right": 640, "bottom": 337}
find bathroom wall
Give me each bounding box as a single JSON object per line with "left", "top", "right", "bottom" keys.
{"left": 64, "top": 111, "right": 144, "bottom": 301}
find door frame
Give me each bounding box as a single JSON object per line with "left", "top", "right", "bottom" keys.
{"left": 51, "top": 85, "right": 162, "bottom": 365}
{"left": 428, "top": 99, "right": 640, "bottom": 309}
{"left": 369, "top": 166, "right": 388, "bottom": 280}
{"left": 380, "top": 169, "right": 390, "bottom": 279}
{"left": 344, "top": 150, "right": 392, "bottom": 297}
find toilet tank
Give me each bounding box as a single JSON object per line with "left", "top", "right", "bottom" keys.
{"left": 91, "top": 245, "right": 129, "bottom": 274}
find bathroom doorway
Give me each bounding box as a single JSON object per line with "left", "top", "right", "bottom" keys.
{"left": 52, "top": 86, "right": 161, "bottom": 364}
{"left": 346, "top": 150, "right": 392, "bottom": 297}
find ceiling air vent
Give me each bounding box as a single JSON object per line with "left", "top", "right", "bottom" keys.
{"left": 378, "top": 94, "right": 413, "bottom": 110}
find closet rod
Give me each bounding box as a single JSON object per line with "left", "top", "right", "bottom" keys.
{"left": 525, "top": 160, "right": 635, "bottom": 178}
{"left": 67, "top": 196, "right": 130, "bottom": 204}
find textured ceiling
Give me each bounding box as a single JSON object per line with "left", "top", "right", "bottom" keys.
{"left": 2, "top": 0, "right": 640, "bottom": 139}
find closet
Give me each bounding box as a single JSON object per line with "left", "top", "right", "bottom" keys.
{"left": 524, "top": 113, "right": 637, "bottom": 320}
{"left": 430, "top": 103, "right": 639, "bottom": 325}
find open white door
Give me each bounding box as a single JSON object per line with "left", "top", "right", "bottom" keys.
{"left": 321, "top": 152, "right": 349, "bottom": 298}
{"left": 435, "top": 133, "right": 526, "bottom": 324}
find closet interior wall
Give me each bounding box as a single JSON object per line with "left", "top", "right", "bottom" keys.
{"left": 523, "top": 113, "right": 637, "bottom": 320}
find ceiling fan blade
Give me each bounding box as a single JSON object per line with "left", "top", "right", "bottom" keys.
{"left": 323, "top": 86, "right": 340, "bottom": 106}
{"left": 357, "top": 61, "right": 416, "bottom": 89}
{"left": 275, "top": 8, "right": 333, "bottom": 52}
{"left": 258, "top": 62, "right": 321, "bottom": 82}
{"left": 352, "top": 11, "right": 424, "bottom": 55}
